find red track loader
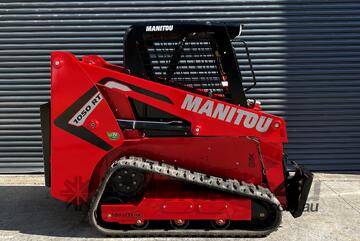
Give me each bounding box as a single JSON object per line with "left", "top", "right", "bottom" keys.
{"left": 40, "top": 23, "right": 313, "bottom": 237}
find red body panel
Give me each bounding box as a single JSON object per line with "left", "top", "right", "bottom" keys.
{"left": 102, "top": 180, "right": 251, "bottom": 224}
{"left": 102, "top": 197, "right": 251, "bottom": 224}
{"left": 49, "top": 52, "right": 288, "bottom": 221}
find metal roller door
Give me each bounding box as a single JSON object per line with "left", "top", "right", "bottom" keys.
{"left": 0, "top": 0, "right": 359, "bottom": 173}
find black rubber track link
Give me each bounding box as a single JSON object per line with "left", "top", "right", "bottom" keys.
{"left": 89, "top": 156, "right": 282, "bottom": 237}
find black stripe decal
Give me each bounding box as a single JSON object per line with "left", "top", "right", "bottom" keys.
{"left": 99, "top": 77, "right": 174, "bottom": 104}
{"left": 54, "top": 87, "right": 113, "bottom": 151}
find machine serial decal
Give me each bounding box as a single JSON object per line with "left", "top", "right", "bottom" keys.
{"left": 146, "top": 25, "right": 174, "bottom": 32}
{"left": 69, "top": 92, "right": 103, "bottom": 127}
{"left": 181, "top": 94, "right": 273, "bottom": 133}
{"left": 54, "top": 87, "right": 112, "bottom": 151}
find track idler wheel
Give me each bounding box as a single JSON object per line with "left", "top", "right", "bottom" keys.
{"left": 110, "top": 168, "right": 145, "bottom": 197}
{"left": 210, "top": 219, "right": 231, "bottom": 229}
{"left": 251, "top": 200, "right": 277, "bottom": 228}
{"left": 170, "top": 219, "right": 190, "bottom": 229}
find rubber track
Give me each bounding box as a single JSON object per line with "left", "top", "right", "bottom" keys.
{"left": 89, "top": 156, "right": 282, "bottom": 237}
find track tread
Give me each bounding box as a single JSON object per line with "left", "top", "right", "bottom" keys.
{"left": 89, "top": 156, "right": 282, "bottom": 237}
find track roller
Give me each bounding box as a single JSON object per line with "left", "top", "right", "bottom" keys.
{"left": 130, "top": 220, "right": 149, "bottom": 230}
{"left": 210, "top": 219, "right": 231, "bottom": 230}
{"left": 170, "top": 219, "right": 190, "bottom": 229}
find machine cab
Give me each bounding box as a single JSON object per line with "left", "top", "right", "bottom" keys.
{"left": 123, "top": 22, "right": 250, "bottom": 111}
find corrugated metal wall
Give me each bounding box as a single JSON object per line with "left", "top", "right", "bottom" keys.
{"left": 1, "top": 0, "right": 359, "bottom": 173}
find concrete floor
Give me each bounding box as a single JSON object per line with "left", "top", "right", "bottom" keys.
{"left": 0, "top": 173, "right": 359, "bottom": 241}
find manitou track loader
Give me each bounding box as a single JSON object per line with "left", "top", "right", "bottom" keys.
{"left": 40, "top": 22, "right": 313, "bottom": 237}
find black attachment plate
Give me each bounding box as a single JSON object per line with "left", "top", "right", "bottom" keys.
{"left": 285, "top": 163, "right": 313, "bottom": 218}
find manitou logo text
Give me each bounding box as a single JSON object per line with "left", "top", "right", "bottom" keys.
{"left": 181, "top": 94, "right": 273, "bottom": 133}
{"left": 69, "top": 92, "right": 103, "bottom": 127}
{"left": 146, "top": 25, "right": 174, "bottom": 32}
